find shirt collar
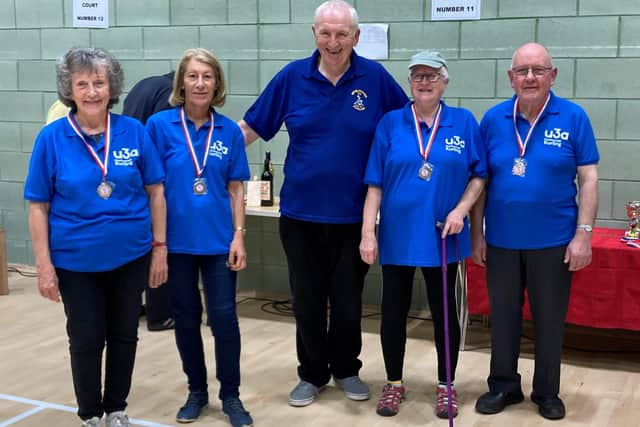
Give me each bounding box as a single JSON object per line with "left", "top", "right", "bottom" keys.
{"left": 304, "top": 49, "right": 364, "bottom": 84}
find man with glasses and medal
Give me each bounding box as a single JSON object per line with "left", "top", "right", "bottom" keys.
{"left": 359, "top": 50, "right": 486, "bottom": 419}
{"left": 471, "top": 42, "right": 599, "bottom": 420}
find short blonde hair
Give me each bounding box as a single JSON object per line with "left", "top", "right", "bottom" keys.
{"left": 169, "top": 48, "right": 226, "bottom": 108}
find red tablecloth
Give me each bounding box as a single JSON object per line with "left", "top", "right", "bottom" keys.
{"left": 466, "top": 228, "right": 640, "bottom": 331}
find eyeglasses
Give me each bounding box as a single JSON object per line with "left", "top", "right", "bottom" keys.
{"left": 410, "top": 73, "right": 443, "bottom": 83}
{"left": 511, "top": 66, "right": 553, "bottom": 78}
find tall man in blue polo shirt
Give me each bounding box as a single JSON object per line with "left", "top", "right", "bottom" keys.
{"left": 471, "top": 42, "right": 599, "bottom": 421}
{"left": 238, "top": 0, "right": 408, "bottom": 407}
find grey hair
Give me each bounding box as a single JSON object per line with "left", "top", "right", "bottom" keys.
{"left": 56, "top": 47, "right": 124, "bottom": 110}
{"left": 313, "top": 0, "right": 359, "bottom": 31}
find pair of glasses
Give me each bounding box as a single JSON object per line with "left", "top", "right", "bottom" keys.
{"left": 410, "top": 73, "right": 443, "bottom": 83}
{"left": 511, "top": 66, "right": 553, "bottom": 78}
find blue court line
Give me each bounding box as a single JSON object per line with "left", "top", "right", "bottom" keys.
{"left": 0, "top": 393, "right": 175, "bottom": 427}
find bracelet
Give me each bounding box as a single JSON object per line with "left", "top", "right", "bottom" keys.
{"left": 151, "top": 240, "right": 167, "bottom": 248}
{"left": 234, "top": 227, "right": 247, "bottom": 235}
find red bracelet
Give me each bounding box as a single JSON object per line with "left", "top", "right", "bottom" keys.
{"left": 151, "top": 240, "right": 167, "bottom": 248}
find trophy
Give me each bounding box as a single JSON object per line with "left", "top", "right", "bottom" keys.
{"left": 623, "top": 201, "right": 640, "bottom": 241}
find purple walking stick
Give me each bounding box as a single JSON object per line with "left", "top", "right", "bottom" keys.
{"left": 437, "top": 222, "right": 455, "bottom": 426}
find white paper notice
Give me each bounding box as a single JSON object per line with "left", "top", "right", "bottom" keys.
{"left": 432, "top": 0, "right": 481, "bottom": 21}
{"left": 246, "top": 180, "right": 262, "bottom": 208}
{"left": 73, "top": 0, "right": 108, "bottom": 28}
{"left": 355, "top": 24, "right": 389, "bottom": 60}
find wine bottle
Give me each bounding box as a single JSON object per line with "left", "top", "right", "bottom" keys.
{"left": 260, "top": 151, "right": 274, "bottom": 207}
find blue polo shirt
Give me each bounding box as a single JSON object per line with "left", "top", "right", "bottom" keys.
{"left": 365, "top": 101, "right": 487, "bottom": 267}
{"left": 146, "top": 108, "right": 250, "bottom": 255}
{"left": 244, "top": 50, "right": 408, "bottom": 223}
{"left": 480, "top": 92, "right": 599, "bottom": 249}
{"left": 24, "top": 113, "right": 164, "bottom": 272}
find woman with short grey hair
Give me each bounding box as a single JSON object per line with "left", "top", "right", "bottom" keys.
{"left": 24, "top": 47, "right": 168, "bottom": 427}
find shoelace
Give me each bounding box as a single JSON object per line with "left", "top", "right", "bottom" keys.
{"left": 378, "top": 385, "right": 404, "bottom": 408}
{"left": 224, "top": 398, "right": 248, "bottom": 415}
{"left": 111, "top": 414, "right": 129, "bottom": 427}
{"left": 437, "top": 388, "right": 458, "bottom": 408}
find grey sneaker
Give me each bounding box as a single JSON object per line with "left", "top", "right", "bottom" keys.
{"left": 288, "top": 380, "right": 321, "bottom": 407}
{"left": 334, "top": 376, "right": 370, "bottom": 401}
{"left": 105, "top": 411, "right": 130, "bottom": 427}
{"left": 81, "top": 417, "right": 101, "bottom": 427}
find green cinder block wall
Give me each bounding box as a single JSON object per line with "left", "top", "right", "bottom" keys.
{"left": 1, "top": 0, "right": 639, "bottom": 306}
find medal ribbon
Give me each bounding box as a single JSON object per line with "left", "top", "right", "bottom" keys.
{"left": 513, "top": 93, "right": 550, "bottom": 157}
{"left": 412, "top": 102, "right": 442, "bottom": 163}
{"left": 180, "top": 106, "right": 214, "bottom": 178}
{"left": 67, "top": 111, "right": 111, "bottom": 179}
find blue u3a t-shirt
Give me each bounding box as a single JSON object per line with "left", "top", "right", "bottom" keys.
{"left": 24, "top": 113, "right": 165, "bottom": 272}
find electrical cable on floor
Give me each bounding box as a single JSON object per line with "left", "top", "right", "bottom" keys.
{"left": 7, "top": 265, "right": 37, "bottom": 277}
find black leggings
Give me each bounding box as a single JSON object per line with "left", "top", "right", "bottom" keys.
{"left": 380, "top": 264, "right": 460, "bottom": 383}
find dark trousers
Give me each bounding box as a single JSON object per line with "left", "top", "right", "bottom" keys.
{"left": 381, "top": 264, "right": 460, "bottom": 383}
{"left": 486, "top": 245, "right": 572, "bottom": 397}
{"left": 167, "top": 253, "right": 241, "bottom": 401}
{"left": 57, "top": 253, "right": 149, "bottom": 421}
{"left": 279, "top": 215, "right": 369, "bottom": 387}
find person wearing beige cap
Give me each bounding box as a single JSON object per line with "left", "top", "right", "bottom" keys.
{"left": 360, "top": 50, "right": 486, "bottom": 418}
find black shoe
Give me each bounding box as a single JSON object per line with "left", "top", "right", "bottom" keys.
{"left": 147, "top": 318, "right": 175, "bottom": 331}
{"left": 475, "top": 391, "right": 525, "bottom": 414}
{"left": 531, "top": 393, "right": 565, "bottom": 420}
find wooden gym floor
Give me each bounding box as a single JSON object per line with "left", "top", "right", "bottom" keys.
{"left": 1, "top": 268, "right": 639, "bottom": 426}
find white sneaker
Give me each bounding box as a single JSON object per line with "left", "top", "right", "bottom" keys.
{"left": 105, "top": 411, "right": 130, "bottom": 427}
{"left": 82, "top": 417, "right": 101, "bottom": 427}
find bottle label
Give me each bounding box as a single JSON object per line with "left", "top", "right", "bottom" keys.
{"left": 260, "top": 181, "right": 271, "bottom": 201}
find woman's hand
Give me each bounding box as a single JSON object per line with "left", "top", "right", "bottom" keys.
{"left": 38, "top": 262, "right": 60, "bottom": 302}
{"left": 149, "top": 246, "right": 168, "bottom": 287}
{"left": 441, "top": 208, "right": 466, "bottom": 238}
{"left": 359, "top": 231, "right": 378, "bottom": 265}
{"left": 227, "top": 234, "right": 247, "bottom": 271}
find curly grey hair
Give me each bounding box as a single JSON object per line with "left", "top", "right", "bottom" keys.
{"left": 56, "top": 47, "right": 124, "bottom": 110}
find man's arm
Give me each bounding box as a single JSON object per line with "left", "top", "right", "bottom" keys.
{"left": 470, "top": 189, "right": 487, "bottom": 266}
{"left": 238, "top": 119, "right": 260, "bottom": 146}
{"left": 564, "top": 164, "right": 598, "bottom": 271}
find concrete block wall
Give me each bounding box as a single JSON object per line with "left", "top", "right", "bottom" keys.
{"left": 1, "top": 1, "right": 638, "bottom": 303}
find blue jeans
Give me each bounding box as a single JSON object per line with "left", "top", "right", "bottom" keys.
{"left": 167, "top": 253, "right": 241, "bottom": 400}
{"left": 57, "top": 253, "right": 149, "bottom": 420}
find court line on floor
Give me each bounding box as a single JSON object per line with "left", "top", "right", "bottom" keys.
{"left": 0, "top": 393, "right": 175, "bottom": 427}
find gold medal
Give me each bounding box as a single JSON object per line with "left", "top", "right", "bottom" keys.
{"left": 97, "top": 180, "right": 113, "bottom": 199}
{"left": 193, "top": 177, "right": 207, "bottom": 195}
{"left": 418, "top": 162, "right": 434, "bottom": 181}
{"left": 512, "top": 157, "right": 527, "bottom": 177}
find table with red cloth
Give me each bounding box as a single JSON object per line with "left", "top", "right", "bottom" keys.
{"left": 466, "top": 227, "right": 640, "bottom": 331}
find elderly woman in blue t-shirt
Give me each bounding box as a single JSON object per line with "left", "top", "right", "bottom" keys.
{"left": 24, "top": 47, "right": 168, "bottom": 427}
{"left": 359, "top": 50, "right": 486, "bottom": 419}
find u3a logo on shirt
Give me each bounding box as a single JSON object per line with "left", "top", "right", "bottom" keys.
{"left": 445, "top": 136, "right": 465, "bottom": 154}
{"left": 112, "top": 148, "right": 140, "bottom": 166}
{"left": 543, "top": 128, "right": 569, "bottom": 148}
{"left": 209, "top": 140, "right": 229, "bottom": 159}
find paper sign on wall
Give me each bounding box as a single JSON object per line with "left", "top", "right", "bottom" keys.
{"left": 432, "top": 0, "right": 481, "bottom": 21}
{"left": 355, "top": 24, "right": 389, "bottom": 60}
{"left": 73, "top": 0, "right": 108, "bottom": 28}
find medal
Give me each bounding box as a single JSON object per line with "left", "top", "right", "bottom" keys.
{"left": 180, "top": 107, "right": 214, "bottom": 196}
{"left": 193, "top": 177, "right": 208, "bottom": 195}
{"left": 418, "top": 162, "right": 434, "bottom": 181}
{"left": 412, "top": 103, "right": 441, "bottom": 183}
{"left": 512, "top": 94, "right": 550, "bottom": 176}
{"left": 97, "top": 180, "right": 114, "bottom": 199}
{"left": 512, "top": 157, "right": 527, "bottom": 177}
{"left": 67, "top": 112, "right": 112, "bottom": 199}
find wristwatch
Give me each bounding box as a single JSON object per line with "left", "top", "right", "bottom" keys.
{"left": 576, "top": 224, "right": 593, "bottom": 232}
